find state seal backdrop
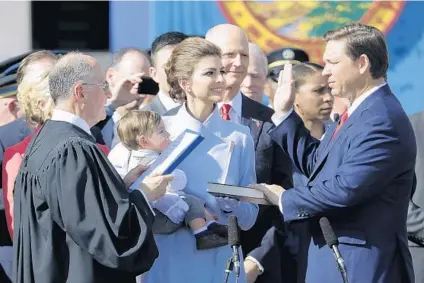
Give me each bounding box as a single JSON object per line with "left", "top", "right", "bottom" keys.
{"left": 218, "top": 1, "right": 405, "bottom": 63}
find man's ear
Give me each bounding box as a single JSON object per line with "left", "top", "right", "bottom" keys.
{"left": 74, "top": 83, "right": 85, "bottom": 102}
{"left": 358, "top": 54, "right": 370, "bottom": 75}
{"left": 149, "top": 66, "right": 159, "bottom": 83}
{"left": 106, "top": 67, "right": 115, "bottom": 86}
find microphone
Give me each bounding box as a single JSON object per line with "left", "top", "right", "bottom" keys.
{"left": 224, "top": 215, "right": 241, "bottom": 283}
{"left": 319, "top": 217, "right": 350, "bottom": 283}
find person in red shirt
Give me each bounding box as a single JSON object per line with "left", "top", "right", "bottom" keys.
{"left": 2, "top": 71, "right": 110, "bottom": 239}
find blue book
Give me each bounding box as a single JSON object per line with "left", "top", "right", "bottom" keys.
{"left": 129, "top": 129, "right": 204, "bottom": 191}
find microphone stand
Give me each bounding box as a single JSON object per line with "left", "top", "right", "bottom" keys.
{"left": 224, "top": 215, "right": 241, "bottom": 283}
{"left": 332, "top": 246, "right": 349, "bottom": 283}
{"left": 224, "top": 256, "right": 234, "bottom": 283}
{"left": 224, "top": 248, "right": 240, "bottom": 283}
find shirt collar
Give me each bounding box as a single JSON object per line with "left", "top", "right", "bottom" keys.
{"left": 217, "top": 91, "right": 242, "bottom": 118}
{"left": 51, "top": 109, "right": 92, "bottom": 136}
{"left": 157, "top": 90, "right": 181, "bottom": 111}
{"left": 169, "top": 103, "right": 221, "bottom": 136}
{"left": 132, "top": 149, "right": 160, "bottom": 158}
{"left": 348, "top": 82, "right": 387, "bottom": 116}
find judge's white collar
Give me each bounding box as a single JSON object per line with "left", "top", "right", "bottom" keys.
{"left": 51, "top": 109, "right": 92, "bottom": 136}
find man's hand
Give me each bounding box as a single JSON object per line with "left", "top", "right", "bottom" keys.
{"left": 244, "top": 259, "right": 262, "bottom": 283}
{"left": 141, "top": 172, "right": 173, "bottom": 201}
{"left": 123, "top": 164, "right": 148, "bottom": 187}
{"left": 273, "top": 63, "right": 295, "bottom": 118}
{"left": 108, "top": 73, "right": 145, "bottom": 110}
{"left": 249, "top": 183, "right": 285, "bottom": 206}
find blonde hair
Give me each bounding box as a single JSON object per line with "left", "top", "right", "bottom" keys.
{"left": 17, "top": 71, "right": 53, "bottom": 126}
{"left": 165, "top": 37, "right": 222, "bottom": 102}
{"left": 117, "top": 110, "right": 162, "bottom": 150}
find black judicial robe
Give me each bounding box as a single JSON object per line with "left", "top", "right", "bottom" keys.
{"left": 13, "top": 120, "right": 158, "bottom": 283}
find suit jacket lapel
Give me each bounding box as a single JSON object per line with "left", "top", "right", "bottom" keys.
{"left": 308, "top": 85, "right": 392, "bottom": 182}
{"left": 152, "top": 96, "right": 167, "bottom": 115}
{"left": 241, "top": 95, "right": 264, "bottom": 149}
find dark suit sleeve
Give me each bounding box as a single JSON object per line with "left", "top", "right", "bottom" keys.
{"left": 281, "top": 115, "right": 414, "bottom": 222}
{"left": 247, "top": 223, "right": 297, "bottom": 283}
{"left": 248, "top": 226, "right": 279, "bottom": 267}
{"left": 408, "top": 174, "right": 424, "bottom": 246}
{"left": 90, "top": 126, "right": 106, "bottom": 145}
{"left": 272, "top": 144, "right": 294, "bottom": 189}
{"left": 269, "top": 111, "right": 320, "bottom": 178}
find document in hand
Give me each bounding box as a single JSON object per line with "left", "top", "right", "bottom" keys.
{"left": 129, "top": 129, "right": 204, "bottom": 191}
{"left": 207, "top": 182, "right": 271, "bottom": 205}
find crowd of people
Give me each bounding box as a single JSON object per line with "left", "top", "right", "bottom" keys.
{"left": 0, "top": 22, "right": 422, "bottom": 283}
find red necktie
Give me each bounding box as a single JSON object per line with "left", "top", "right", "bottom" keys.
{"left": 220, "top": 104, "right": 231, "bottom": 120}
{"left": 330, "top": 111, "right": 349, "bottom": 140}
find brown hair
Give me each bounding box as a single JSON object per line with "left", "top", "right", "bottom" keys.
{"left": 292, "top": 63, "right": 324, "bottom": 91}
{"left": 17, "top": 71, "right": 53, "bottom": 126}
{"left": 117, "top": 110, "right": 162, "bottom": 150}
{"left": 17, "top": 50, "right": 58, "bottom": 84}
{"left": 164, "top": 37, "right": 222, "bottom": 102}
{"left": 324, "top": 23, "right": 388, "bottom": 79}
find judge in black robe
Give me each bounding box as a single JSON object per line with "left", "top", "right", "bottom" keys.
{"left": 13, "top": 118, "right": 161, "bottom": 283}
{"left": 13, "top": 119, "right": 159, "bottom": 283}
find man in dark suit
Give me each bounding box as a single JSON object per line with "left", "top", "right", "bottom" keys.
{"left": 407, "top": 110, "right": 424, "bottom": 283}
{"left": 96, "top": 47, "right": 151, "bottom": 148}
{"left": 253, "top": 23, "right": 416, "bottom": 282}
{"left": 142, "top": 32, "right": 189, "bottom": 115}
{"left": 205, "top": 24, "right": 295, "bottom": 283}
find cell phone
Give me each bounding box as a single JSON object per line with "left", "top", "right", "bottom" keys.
{"left": 137, "top": 76, "right": 159, "bottom": 95}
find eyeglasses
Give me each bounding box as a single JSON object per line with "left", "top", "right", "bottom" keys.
{"left": 82, "top": 82, "right": 109, "bottom": 92}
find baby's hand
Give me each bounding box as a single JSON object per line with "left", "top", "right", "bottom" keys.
{"left": 167, "top": 169, "right": 188, "bottom": 193}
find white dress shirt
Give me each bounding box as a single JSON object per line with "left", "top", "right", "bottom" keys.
{"left": 157, "top": 90, "right": 181, "bottom": 112}
{"left": 347, "top": 82, "right": 387, "bottom": 116}
{"left": 51, "top": 109, "right": 92, "bottom": 136}
{"left": 217, "top": 91, "right": 243, "bottom": 124}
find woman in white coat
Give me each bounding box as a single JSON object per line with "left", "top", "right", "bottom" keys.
{"left": 144, "top": 37, "right": 258, "bottom": 283}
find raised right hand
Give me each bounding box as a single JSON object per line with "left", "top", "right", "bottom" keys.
{"left": 273, "top": 63, "right": 296, "bottom": 117}
{"left": 141, "top": 172, "right": 173, "bottom": 201}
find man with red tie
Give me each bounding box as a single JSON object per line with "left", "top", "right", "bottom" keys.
{"left": 206, "top": 24, "right": 295, "bottom": 283}
{"left": 252, "top": 23, "right": 416, "bottom": 283}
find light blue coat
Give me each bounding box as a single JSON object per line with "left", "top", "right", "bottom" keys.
{"left": 144, "top": 105, "right": 258, "bottom": 283}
